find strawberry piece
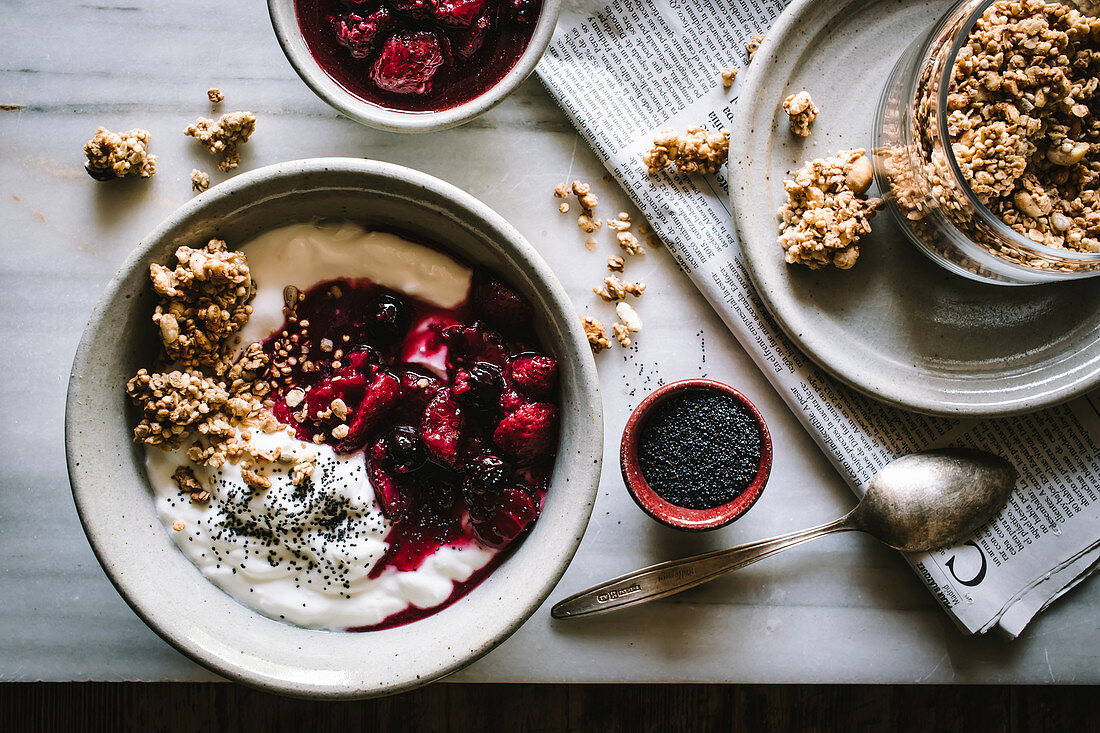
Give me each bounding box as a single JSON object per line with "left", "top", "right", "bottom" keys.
{"left": 507, "top": 355, "right": 558, "bottom": 399}
{"left": 451, "top": 14, "right": 491, "bottom": 59}
{"left": 368, "top": 438, "right": 409, "bottom": 519}
{"left": 499, "top": 385, "right": 528, "bottom": 414}
{"left": 338, "top": 370, "right": 403, "bottom": 451}
{"left": 420, "top": 390, "right": 464, "bottom": 467}
{"left": 470, "top": 271, "right": 534, "bottom": 333}
{"left": 333, "top": 8, "right": 395, "bottom": 59}
{"left": 371, "top": 31, "right": 445, "bottom": 95}
{"left": 433, "top": 0, "right": 487, "bottom": 27}
{"left": 492, "top": 402, "right": 558, "bottom": 465}
{"left": 443, "top": 324, "right": 508, "bottom": 368}
{"left": 468, "top": 487, "right": 537, "bottom": 547}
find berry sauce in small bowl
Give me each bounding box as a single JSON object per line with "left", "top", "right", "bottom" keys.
{"left": 295, "top": 0, "right": 542, "bottom": 113}
{"left": 620, "top": 379, "right": 772, "bottom": 531}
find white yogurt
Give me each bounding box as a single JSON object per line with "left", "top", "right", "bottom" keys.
{"left": 145, "top": 222, "right": 494, "bottom": 631}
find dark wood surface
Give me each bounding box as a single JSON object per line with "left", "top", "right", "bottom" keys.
{"left": 2, "top": 683, "right": 1097, "bottom": 732}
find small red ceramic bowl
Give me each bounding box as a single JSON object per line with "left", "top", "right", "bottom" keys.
{"left": 620, "top": 379, "right": 772, "bottom": 531}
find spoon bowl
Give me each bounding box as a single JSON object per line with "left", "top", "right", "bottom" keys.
{"left": 551, "top": 448, "right": 1017, "bottom": 619}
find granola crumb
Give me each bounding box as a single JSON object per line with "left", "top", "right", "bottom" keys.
{"left": 83, "top": 127, "right": 156, "bottom": 181}
{"left": 746, "top": 33, "right": 765, "bottom": 62}
{"left": 553, "top": 182, "right": 570, "bottom": 198}
{"left": 783, "top": 91, "right": 818, "bottom": 137}
{"left": 241, "top": 468, "right": 272, "bottom": 491}
{"left": 207, "top": 88, "right": 224, "bottom": 104}
{"left": 617, "top": 231, "right": 645, "bottom": 255}
{"left": 190, "top": 169, "right": 211, "bottom": 193}
{"left": 643, "top": 126, "right": 730, "bottom": 175}
{"left": 582, "top": 316, "right": 612, "bottom": 352}
{"left": 559, "top": 202, "right": 570, "bottom": 214}
{"left": 607, "top": 255, "right": 625, "bottom": 272}
{"left": 778, "top": 149, "right": 883, "bottom": 270}
{"left": 612, "top": 323, "right": 632, "bottom": 347}
{"left": 171, "top": 520, "right": 186, "bottom": 531}
{"left": 572, "top": 180, "right": 599, "bottom": 211}
{"left": 607, "top": 218, "right": 631, "bottom": 232}
{"left": 578, "top": 214, "right": 602, "bottom": 233}
{"left": 720, "top": 67, "right": 739, "bottom": 88}
{"left": 184, "top": 111, "right": 256, "bottom": 172}
{"left": 584, "top": 236, "right": 599, "bottom": 251}
{"left": 290, "top": 455, "right": 316, "bottom": 486}
{"left": 594, "top": 275, "right": 646, "bottom": 301}
{"left": 172, "top": 465, "right": 209, "bottom": 504}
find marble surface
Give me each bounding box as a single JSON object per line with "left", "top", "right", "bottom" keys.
{"left": 0, "top": 0, "right": 1097, "bottom": 684}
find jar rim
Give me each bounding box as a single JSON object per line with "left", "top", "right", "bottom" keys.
{"left": 935, "top": 0, "right": 1100, "bottom": 263}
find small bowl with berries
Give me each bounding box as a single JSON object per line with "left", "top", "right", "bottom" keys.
{"left": 268, "top": 0, "right": 561, "bottom": 131}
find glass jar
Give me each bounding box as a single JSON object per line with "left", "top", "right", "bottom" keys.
{"left": 872, "top": 0, "right": 1100, "bottom": 285}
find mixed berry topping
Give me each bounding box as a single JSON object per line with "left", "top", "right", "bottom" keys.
{"left": 296, "top": 0, "right": 542, "bottom": 111}
{"left": 264, "top": 263, "right": 559, "bottom": 587}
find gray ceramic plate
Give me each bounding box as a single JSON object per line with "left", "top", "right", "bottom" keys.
{"left": 66, "top": 158, "right": 602, "bottom": 699}
{"left": 729, "top": 0, "right": 1100, "bottom": 418}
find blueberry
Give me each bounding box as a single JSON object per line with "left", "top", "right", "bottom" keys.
{"left": 386, "top": 425, "right": 426, "bottom": 473}
{"left": 366, "top": 294, "right": 409, "bottom": 342}
{"left": 453, "top": 361, "right": 502, "bottom": 411}
{"left": 463, "top": 453, "right": 512, "bottom": 499}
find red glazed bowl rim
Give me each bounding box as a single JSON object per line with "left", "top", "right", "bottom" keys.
{"left": 620, "top": 379, "right": 772, "bottom": 531}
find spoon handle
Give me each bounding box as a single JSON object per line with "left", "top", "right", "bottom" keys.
{"left": 551, "top": 514, "right": 858, "bottom": 619}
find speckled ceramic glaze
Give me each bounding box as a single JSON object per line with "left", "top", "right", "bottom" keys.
{"left": 728, "top": 0, "right": 1100, "bottom": 418}
{"left": 620, "top": 380, "right": 771, "bottom": 532}
{"left": 266, "top": 0, "right": 562, "bottom": 132}
{"left": 65, "top": 158, "right": 602, "bottom": 699}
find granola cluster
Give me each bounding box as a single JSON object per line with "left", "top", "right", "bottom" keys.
{"left": 207, "top": 88, "right": 224, "bottom": 104}
{"left": 746, "top": 33, "right": 765, "bottom": 62}
{"left": 582, "top": 316, "right": 612, "bottom": 352}
{"left": 720, "top": 67, "right": 739, "bottom": 88}
{"left": 149, "top": 239, "right": 254, "bottom": 370}
{"left": 783, "top": 91, "right": 818, "bottom": 137}
{"left": 83, "top": 127, "right": 157, "bottom": 181}
{"left": 778, "top": 149, "right": 883, "bottom": 270}
{"left": 184, "top": 111, "right": 256, "bottom": 172}
{"left": 643, "top": 126, "right": 730, "bottom": 175}
{"left": 190, "top": 169, "right": 211, "bottom": 193}
{"left": 946, "top": 0, "right": 1100, "bottom": 253}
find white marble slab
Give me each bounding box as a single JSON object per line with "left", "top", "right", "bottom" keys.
{"left": 0, "top": 0, "right": 1096, "bottom": 683}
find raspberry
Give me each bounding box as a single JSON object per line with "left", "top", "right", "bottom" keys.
{"left": 433, "top": 0, "right": 487, "bottom": 27}
{"left": 492, "top": 402, "right": 558, "bottom": 465}
{"left": 507, "top": 354, "right": 557, "bottom": 399}
{"left": 468, "top": 487, "right": 537, "bottom": 547}
{"left": 420, "top": 390, "right": 464, "bottom": 466}
{"left": 332, "top": 9, "right": 394, "bottom": 59}
{"left": 372, "top": 31, "right": 446, "bottom": 96}
{"left": 470, "top": 270, "right": 534, "bottom": 333}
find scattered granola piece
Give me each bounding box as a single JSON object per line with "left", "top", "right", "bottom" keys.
{"left": 290, "top": 456, "right": 316, "bottom": 486}
{"left": 584, "top": 236, "right": 599, "bottom": 251}
{"left": 607, "top": 218, "right": 631, "bottom": 232}
{"left": 720, "top": 67, "right": 739, "bottom": 88}
{"left": 607, "top": 255, "right": 625, "bottom": 272}
{"left": 553, "top": 182, "right": 570, "bottom": 198}
{"left": 612, "top": 323, "right": 632, "bottom": 347}
{"left": 643, "top": 126, "right": 730, "bottom": 175}
{"left": 330, "top": 397, "right": 348, "bottom": 421}
{"left": 331, "top": 424, "right": 350, "bottom": 440}
{"left": 616, "top": 301, "right": 643, "bottom": 333}
{"left": 582, "top": 316, "right": 612, "bottom": 352}
{"left": 172, "top": 465, "right": 209, "bottom": 504}
{"left": 578, "top": 214, "right": 602, "bottom": 233}
{"left": 83, "top": 127, "right": 156, "bottom": 181}
{"left": 778, "top": 149, "right": 883, "bottom": 270}
{"left": 207, "top": 88, "right": 224, "bottom": 104}
{"left": 783, "top": 91, "right": 818, "bottom": 137}
{"left": 172, "top": 520, "right": 186, "bottom": 532}
{"left": 746, "top": 33, "right": 765, "bottom": 62}
{"left": 184, "top": 110, "right": 256, "bottom": 172}
{"left": 572, "top": 180, "right": 599, "bottom": 211}
{"left": 149, "top": 238, "right": 254, "bottom": 369}
{"left": 594, "top": 275, "right": 646, "bottom": 301}
{"left": 241, "top": 468, "right": 272, "bottom": 491}
{"left": 559, "top": 202, "right": 570, "bottom": 214}
{"left": 190, "top": 169, "right": 211, "bottom": 193}
{"left": 617, "top": 231, "right": 645, "bottom": 255}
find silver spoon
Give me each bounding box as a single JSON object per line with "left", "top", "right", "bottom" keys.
{"left": 551, "top": 448, "right": 1016, "bottom": 619}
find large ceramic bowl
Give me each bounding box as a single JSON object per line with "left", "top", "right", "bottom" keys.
{"left": 65, "top": 158, "right": 602, "bottom": 698}
{"left": 267, "top": 0, "right": 563, "bottom": 133}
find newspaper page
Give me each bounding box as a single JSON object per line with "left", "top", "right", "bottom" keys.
{"left": 536, "top": 0, "right": 1100, "bottom": 636}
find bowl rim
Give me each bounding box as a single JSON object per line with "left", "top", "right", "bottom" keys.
{"left": 266, "top": 0, "right": 564, "bottom": 133}
{"left": 619, "top": 379, "right": 772, "bottom": 532}
{"left": 65, "top": 157, "right": 603, "bottom": 698}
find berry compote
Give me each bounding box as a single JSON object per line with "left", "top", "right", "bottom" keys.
{"left": 296, "top": 0, "right": 543, "bottom": 112}
{"left": 263, "top": 256, "right": 560, "bottom": 630}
